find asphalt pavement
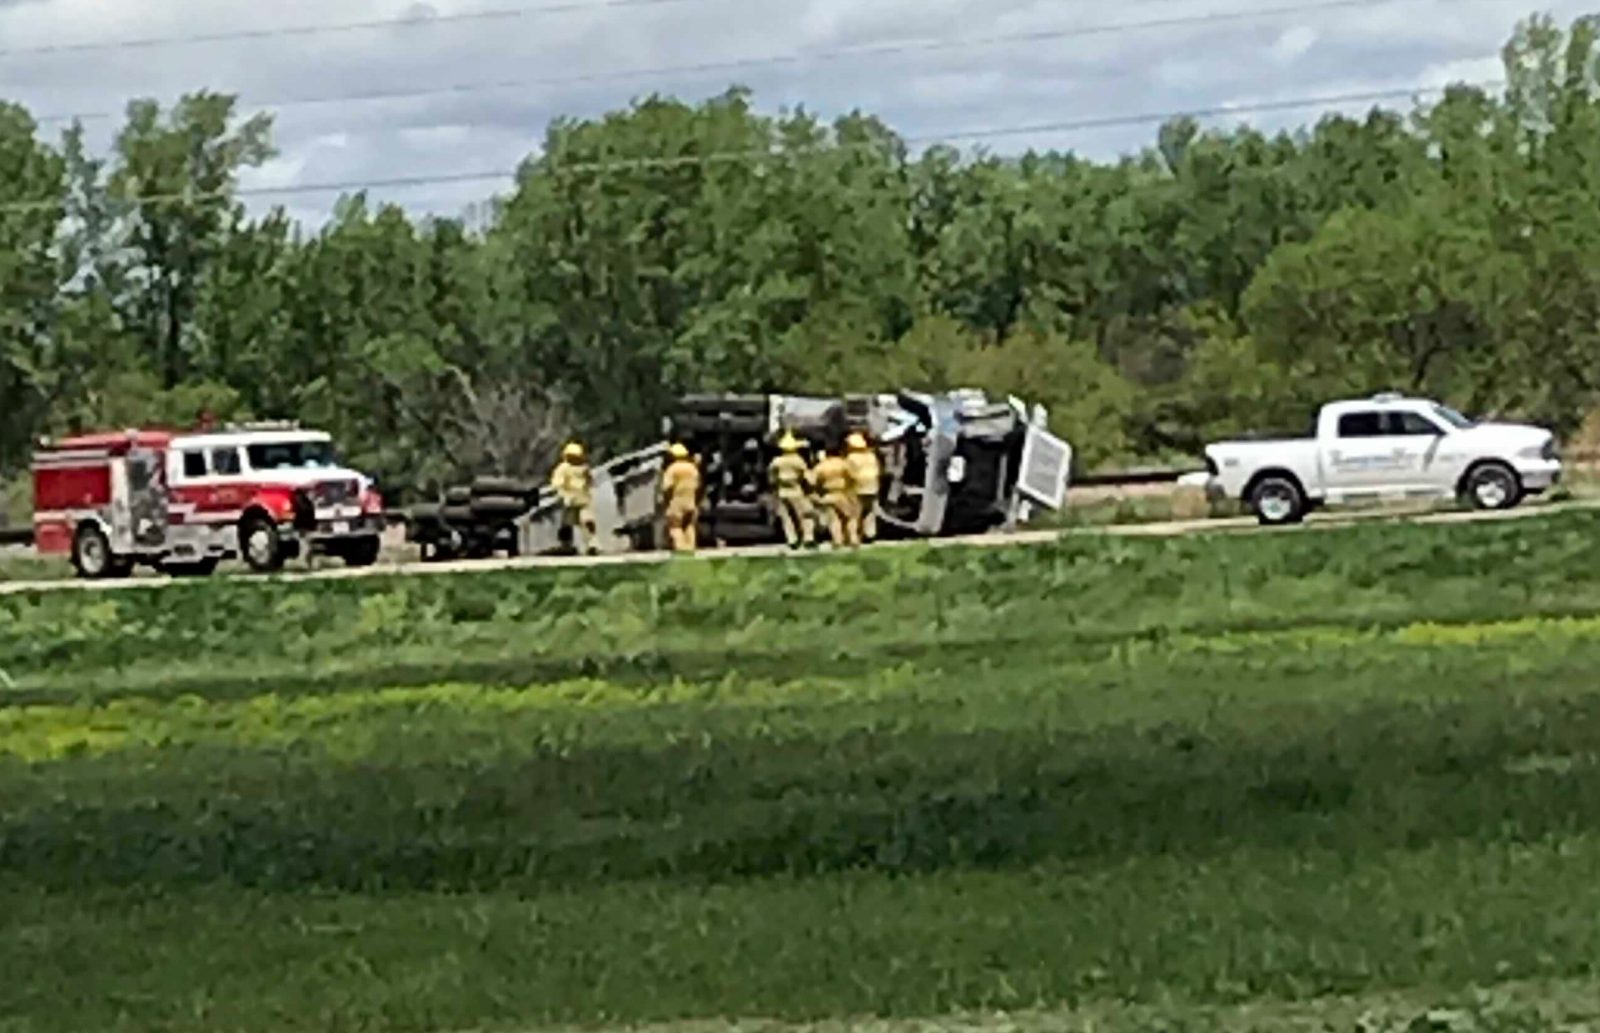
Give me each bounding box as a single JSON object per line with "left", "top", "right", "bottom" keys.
{"left": 2, "top": 497, "right": 1594, "bottom": 597}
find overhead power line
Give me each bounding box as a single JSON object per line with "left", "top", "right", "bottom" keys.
{"left": 0, "top": 0, "right": 703, "bottom": 59}
{"left": 33, "top": 0, "right": 1522, "bottom": 125}
{"left": 914, "top": 82, "right": 1503, "bottom": 144}
{"left": 0, "top": 77, "right": 1502, "bottom": 216}
{"left": 0, "top": 0, "right": 1404, "bottom": 60}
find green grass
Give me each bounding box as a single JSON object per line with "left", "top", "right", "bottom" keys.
{"left": 0, "top": 548, "right": 71, "bottom": 582}
{"left": 8, "top": 840, "right": 1600, "bottom": 1031}
{"left": 0, "top": 540, "right": 423, "bottom": 584}
{"left": 6, "top": 514, "right": 1600, "bottom": 1031}
{"left": 609, "top": 977, "right": 1600, "bottom": 1032}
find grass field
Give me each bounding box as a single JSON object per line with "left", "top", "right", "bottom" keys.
{"left": 6, "top": 513, "right": 1600, "bottom": 1031}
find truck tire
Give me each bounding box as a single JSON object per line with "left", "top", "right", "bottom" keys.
{"left": 407, "top": 502, "right": 443, "bottom": 525}
{"left": 159, "top": 558, "right": 219, "bottom": 578}
{"left": 423, "top": 527, "right": 464, "bottom": 563}
{"left": 1248, "top": 475, "right": 1307, "bottom": 527}
{"left": 339, "top": 535, "right": 382, "bottom": 568}
{"left": 1463, "top": 461, "right": 1522, "bottom": 511}
{"left": 470, "top": 494, "right": 528, "bottom": 521}
{"left": 441, "top": 504, "right": 474, "bottom": 525}
{"left": 471, "top": 476, "right": 531, "bottom": 499}
{"left": 240, "top": 514, "right": 285, "bottom": 573}
{"left": 444, "top": 485, "right": 473, "bottom": 506}
{"left": 71, "top": 524, "right": 117, "bottom": 579}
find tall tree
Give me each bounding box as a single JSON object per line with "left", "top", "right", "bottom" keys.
{"left": 0, "top": 104, "right": 65, "bottom": 473}
{"left": 110, "top": 93, "right": 273, "bottom": 390}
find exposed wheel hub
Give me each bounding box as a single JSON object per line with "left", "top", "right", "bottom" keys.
{"left": 1473, "top": 471, "right": 1512, "bottom": 509}
{"left": 1258, "top": 485, "right": 1295, "bottom": 522}
{"left": 79, "top": 534, "right": 107, "bottom": 574}
{"left": 246, "top": 528, "right": 275, "bottom": 566}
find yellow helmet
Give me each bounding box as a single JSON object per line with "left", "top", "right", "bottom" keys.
{"left": 779, "top": 432, "right": 801, "bottom": 452}
{"left": 669, "top": 443, "right": 690, "bottom": 460}
{"left": 562, "top": 442, "right": 584, "bottom": 460}
{"left": 847, "top": 432, "right": 868, "bottom": 450}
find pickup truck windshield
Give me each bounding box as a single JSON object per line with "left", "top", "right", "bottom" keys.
{"left": 1431, "top": 404, "right": 1476, "bottom": 430}
{"left": 247, "top": 441, "right": 339, "bottom": 470}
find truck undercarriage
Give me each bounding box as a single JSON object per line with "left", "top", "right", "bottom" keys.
{"left": 403, "top": 389, "right": 1072, "bottom": 559}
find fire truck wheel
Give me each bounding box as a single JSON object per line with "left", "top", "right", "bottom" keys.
{"left": 71, "top": 524, "right": 116, "bottom": 579}
{"left": 239, "top": 515, "right": 285, "bottom": 573}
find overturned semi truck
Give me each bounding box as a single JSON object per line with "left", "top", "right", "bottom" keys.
{"left": 507, "top": 389, "right": 1072, "bottom": 556}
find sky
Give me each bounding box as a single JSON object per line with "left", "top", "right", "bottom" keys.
{"left": 0, "top": 0, "right": 1591, "bottom": 226}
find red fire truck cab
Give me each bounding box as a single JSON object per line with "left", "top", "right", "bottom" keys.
{"left": 32, "top": 423, "right": 386, "bottom": 579}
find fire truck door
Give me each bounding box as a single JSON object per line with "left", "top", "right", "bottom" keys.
{"left": 120, "top": 448, "right": 169, "bottom": 552}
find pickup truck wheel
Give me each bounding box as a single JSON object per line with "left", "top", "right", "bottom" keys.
{"left": 240, "top": 515, "right": 285, "bottom": 573}
{"left": 1249, "top": 476, "right": 1306, "bottom": 527}
{"left": 1464, "top": 462, "right": 1522, "bottom": 511}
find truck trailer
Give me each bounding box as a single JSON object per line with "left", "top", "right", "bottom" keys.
{"left": 666, "top": 390, "right": 1072, "bottom": 545}
{"left": 404, "top": 389, "right": 1071, "bottom": 559}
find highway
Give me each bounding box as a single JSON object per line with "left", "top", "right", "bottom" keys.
{"left": 2, "top": 496, "right": 1595, "bottom": 597}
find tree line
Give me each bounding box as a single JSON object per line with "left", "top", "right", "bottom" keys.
{"left": 2, "top": 14, "right": 1598, "bottom": 503}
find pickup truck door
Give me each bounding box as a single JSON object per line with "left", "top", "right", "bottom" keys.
{"left": 1323, "top": 410, "right": 1442, "bottom": 496}
{"left": 1389, "top": 410, "right": 1454, "bottom": 491}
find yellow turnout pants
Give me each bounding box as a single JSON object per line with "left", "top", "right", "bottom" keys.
{"left": 854, "top": 494, "right": 877, "bottom": 542}
{"left": 562, "top": 503, "right": 597, "bottom": 553}
{"left": 665, "top": 502, "right": 698, "bottom": 552}
{"left": 822, "top": 494, "right": 860, "bottom": 547}
{"left": 776, "top": 495, "right": 814, "bottom": 547}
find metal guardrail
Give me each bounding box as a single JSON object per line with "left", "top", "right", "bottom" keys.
{"left": 1075, "top": 466, "right": 1196, "bottom": 487}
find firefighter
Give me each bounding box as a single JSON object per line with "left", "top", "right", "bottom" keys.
{"left": 661, "top": 443, "right": 701, "bottom": 553}
{"left": 845, "top": 431, "right": 882, "bottom": 543}
{"left": 768, "top": 432, "right": 814, "bottom": 549}
{"left": 810, "top": 446, "right": 859, "bottom": 549}
{"left": 550, "top": 441, "right": 598, "bottom": 555}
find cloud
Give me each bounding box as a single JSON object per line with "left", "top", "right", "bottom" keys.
{"left": 1419, "top": 53, "right": 1505, "bottom": 91}
{"left": 1271, "top": 25, "right": 1319, "bottom": 64}
{"left": 0, "top": 0, "right": 1591, "bottom": 226}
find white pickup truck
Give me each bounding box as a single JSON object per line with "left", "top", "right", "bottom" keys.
{"left": 1204, "top": 394, "right": 1562, "bottom": 526}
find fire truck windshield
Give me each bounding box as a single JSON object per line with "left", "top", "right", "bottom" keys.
{"left": 246, "top": 440, "right": 340, "bottom": 470}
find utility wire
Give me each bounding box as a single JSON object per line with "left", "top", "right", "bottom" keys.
{"left": 0, "top": 0, "right": 705, "bottom": 59}
{"left": 0, "top": 77, "right": 1501, "bottom": 216}
{"left": 0, "top": 0, "right": 1408, "bottom": 60}
{"left": 33, "top": 0, "right": 1520, "bottom": 125}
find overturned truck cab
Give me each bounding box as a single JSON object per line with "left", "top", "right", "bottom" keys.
{"left": 867, "top": 389, "right": 1071, "bottom": 538}
{"left": 513, "top": 390, "right": 1072, "bottom": 555}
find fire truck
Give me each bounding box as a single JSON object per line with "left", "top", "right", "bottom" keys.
{"left": 31, "top": 422, "right": 385, "bottom": 579}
